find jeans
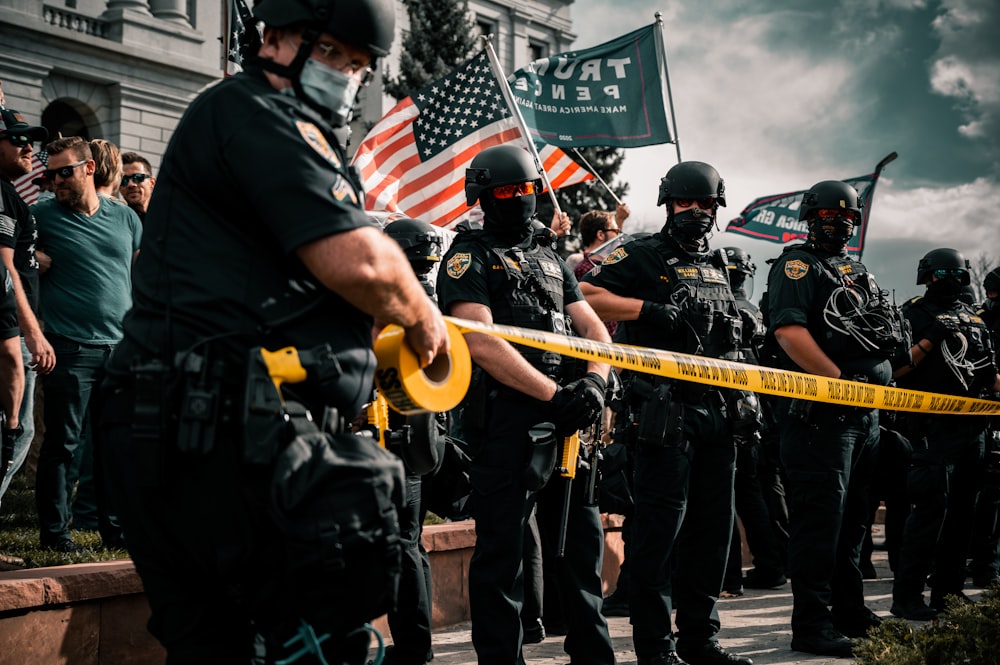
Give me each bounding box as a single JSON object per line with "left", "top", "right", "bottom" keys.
{"left": 35, "top": 335, "right": 113, "bottom": 545}
{"left": 0, "top": 338, "right": 37, "bottom": 508}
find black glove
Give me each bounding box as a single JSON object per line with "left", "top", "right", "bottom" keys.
{"left": 639, "top": 301, "right": 682, "bottom": 332}
{"left": 550, "top": 372, "right": 607, "bottom": 437}
{"left": 925, "top": 315, "right": 959, "bottom": 345}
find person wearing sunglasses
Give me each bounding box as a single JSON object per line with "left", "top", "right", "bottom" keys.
{"left": 438, "top": 143, "right": 614, "bottom": 665}
{"left": 99, "top": 2, "right": 450, "bottom": 664}
{"left": 30, "top": 135, "right": 142, "bottom": 557}
{"left": 888, "top": 248, "right": 1000, "bottom": 621}
{"left": 763, "top": 180, "right": 910, "bottom": 656}
{"left": 581, "top": 161, "right": 754, "bottom": 665}
{"left": 119, "top": 152, "right": 156, "bottom": 222}
{"left": 0, "top": 107, "right": 56, "bottom": 552}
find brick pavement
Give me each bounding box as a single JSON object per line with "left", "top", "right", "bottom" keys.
{"left": 417, "top": 550, "right": 984, "bottom": 665}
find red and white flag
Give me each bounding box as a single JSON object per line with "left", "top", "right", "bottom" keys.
{"left": 352, "top": 50, "right": 593, "bottom": 229}
{"left": 11, "top": 152, "right": 45, "bottom": 205}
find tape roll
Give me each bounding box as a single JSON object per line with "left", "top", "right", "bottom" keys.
{"left": 374, "top": 320, "right": 472, "bottom": 415}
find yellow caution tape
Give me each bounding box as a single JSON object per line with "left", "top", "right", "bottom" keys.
{"left": 445, "top": 316, "right": 1000, "bottom": 416}
{"left": 374, "top": 319, "right": 472, "bottom": 415}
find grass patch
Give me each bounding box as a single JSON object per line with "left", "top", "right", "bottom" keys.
{"left": 0, "top": 473, "right": 130, "bottom": 569}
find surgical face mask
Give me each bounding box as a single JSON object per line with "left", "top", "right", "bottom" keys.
{"left": 289, "top": 58, "right": 360, "bottom": 127}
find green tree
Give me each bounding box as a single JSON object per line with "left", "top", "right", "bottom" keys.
{"left": 383, "top": 0, "right": 477, "bottom": 101}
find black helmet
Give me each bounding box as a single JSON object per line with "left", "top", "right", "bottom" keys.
{"left": 254, "top": 0, "right": 395, "bottom": 57}
{"left": 984, "top": 266, "right": 1000, "bottom": 293}
{"left": 656, "top": 161, "right": 726, "bottom": 207}
{"left": 385, "top": 217, "right": 443, "bottom": 270}
{"left": 723, "top": 246, "right": 756, "bottom": 276}
{"left": 465, "top": 144, "right": 542, "bottom": 206}
{"left": 916, "top": 247, "right": 971, "bottom": 285}
{"left": 799, "top": 180, "right": 861, "bottom": 221}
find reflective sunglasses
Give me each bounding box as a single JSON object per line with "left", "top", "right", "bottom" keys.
{"left": 492, "top": 181, "right": 542, "bottom": 199}
{"left": 3, "top": 134, "right": 34, "bottom": 148}
{"left": 603, "top": 227, "right": 620, "bottom": 236}
{"left": 934, "top": 269, "right": 967, "bottom": 279}
{"left": 674, "top": 197, "right": 715, "bottom": 209}
{"left": 816, "top": 208, "right": 859, "bottom": 221}
{"left": 42, "top": 160, "right": 88, "bottom": 180}
{"left": 121, "top": 173, "right": 151, "bottom": 186}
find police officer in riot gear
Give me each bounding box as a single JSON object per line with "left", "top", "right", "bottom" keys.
{"left": 581, "top": 161, "right": 754, "bottom": 665}
{"left": 437, "top": 144, "right": 615, "bottom": 665}
{"left": 969, "top": 266, "right": 1000, "bottom": 589}
{"left": 381, "top": 217, "right": 445, "bottom": 665}
{"left": 721, "top": 248, "right": 789, "bottom": 593}
{"left": 890, "top": 249, "right": 1000, "bottom": 619}
{"left": 100, "top": 1, "right": 451, "bottom": 662}
{"left": 765, "top": 180, "right": 906, "bottom": 657}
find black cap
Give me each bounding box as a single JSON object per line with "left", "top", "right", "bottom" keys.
{"left": 0, "top": 107, "right": 47, "bottom": 142}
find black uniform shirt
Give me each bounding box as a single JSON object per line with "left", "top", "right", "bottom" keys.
{"left": 0, "top": 178, "right": 39, "bottom": 313}
{"left": 766, "top": 244, "right": 890, "bottom": 384}
{"left": 111, "top": 65, "right": 377, "bottom": 414}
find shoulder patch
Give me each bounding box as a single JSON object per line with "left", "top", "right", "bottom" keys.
{"left": 296, "top": 120, "right": 342, "bottom": 168}
{"left": 701, "top": 266, "right": 728, "bottom": 284}
{"left": 604, "top": 247, "right": 628, "bottom": 265}
{"left": 447, "top": 253, "right": 472, "bottom": 279}
{"left": 539, "top": 260, "right": 562, "bottom": 279}
{"left": 331, "top": 175, "right": 358, "bottom": 204}
{"left": 784, "top": 259, "right": 809, "bottom": 280}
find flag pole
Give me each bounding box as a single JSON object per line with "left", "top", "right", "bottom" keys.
{"left": 220, "top": 0, "right": 229, "bottom": 76}
{"left": 855, "top": 151, "right": 898, "bottom": 260}
{"left": 482, "top": 36, "right": 563, "bottom": 217}
{"left": 653, "top": 12, "right": 682, "bottom": 163}
{"left": 571, "top": 148, "right": 622, "bottom": 205}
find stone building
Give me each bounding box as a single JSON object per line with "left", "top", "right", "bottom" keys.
{"left": 0, "top": 0, "right": 575, "bottom": 170}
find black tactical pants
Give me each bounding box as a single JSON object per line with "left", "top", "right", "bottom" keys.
{"left": 629, "top": 395, "right": 736, "bottom": 657}
{"left": 778, "top": 400, "right": 879, "bottom": 634}
{"left": 465, "top": 393, "right": 613, "bottom": 665}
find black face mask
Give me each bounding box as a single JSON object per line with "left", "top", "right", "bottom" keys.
{"left": 481, "top": 193, "right": 536, "bottom": 241}
{"left": 926, "top": 277, "right": 964, "bottom": 303}
{"left": 669, "top": 207, "right": 715, "bottom": 242}
{"left": 808, "top": 216, "right": 854, "bottom": 248}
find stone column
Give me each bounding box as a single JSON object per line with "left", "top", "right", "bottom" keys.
{"left": 104, "top": 0, "right": 152, "bottom": 13}
{"left": 149, "top": 0, "right": 189, "bottom": 24}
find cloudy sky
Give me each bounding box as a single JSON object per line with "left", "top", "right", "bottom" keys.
{"left": 568, "top": 0, "right": 999, "bottom": 302}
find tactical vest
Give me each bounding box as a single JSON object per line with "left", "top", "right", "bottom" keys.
{"left": 649, "top": 240, "right": 743, "bottom": 361}
{"left": 455, "top": 230, "right": 568, "bottom": 378}
{"left": 906, "top": 296, "right": 996, "bottom": 395}
{"left": 780, "top": 244, "right": 907, "bottom": 361}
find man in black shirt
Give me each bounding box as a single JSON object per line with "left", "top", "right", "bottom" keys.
{"left": 102, "top": 1, "right": 448, "bottom": 662}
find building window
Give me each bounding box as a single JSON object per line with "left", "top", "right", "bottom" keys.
{"left": 476, "top": 17, "right": 496, "bottom": 41}
{"left": 528, "top": 41, "right": 548, "bottom": 63}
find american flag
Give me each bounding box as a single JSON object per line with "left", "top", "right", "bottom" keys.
{"left": 11, "top": 152, "right": 46, "bottom": 205}
{"left": 224, "top": 0, "right": 253, "bottom": 76}
{"left": 352, "top": 50, "right": 593, "bottom": 229}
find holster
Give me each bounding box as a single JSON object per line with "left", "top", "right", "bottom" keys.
{"left": 522, "top": 422, "right": 558, "bottom": 490}
{"left": 635, "top": 381, "right": 685, "bottom": 448}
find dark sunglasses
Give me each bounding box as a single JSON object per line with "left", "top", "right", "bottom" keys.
{"left": 934, "top": 269, "right": 967, "bottom": 279}
{"left": 42, "top": 160, "right": 88, "bottom": 181}
{"left": 674, "top": 197, "right": 715, "bottom": 209}
{"left": 121, "top": 173, "right": 151, "bottom": 186}
{"left": 602, "top": 227, "right": 620, "bottom": 235}
{"left": 3, "top": 134, "right": 34, "bottom": 148}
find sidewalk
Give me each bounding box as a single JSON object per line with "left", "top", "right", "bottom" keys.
{"left": 422, "top": 549, "right": 984, "bottom": 665}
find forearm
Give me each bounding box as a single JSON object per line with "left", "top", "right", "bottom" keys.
{"left": 579, "top": 283, "right": 642, "bottom": 322}
{"left": 0, "top": 337, "right": 23, "bottom": 428}
{"left": 467, "top": 333, "right": 559, "bottom": 401}
{"left": 567, "top": 300, "right": 611, "bottom": 380}
{"left": 774, "top": 324, "right": 841, "bottom": 378}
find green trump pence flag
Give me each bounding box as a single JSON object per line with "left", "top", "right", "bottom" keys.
{"left": 509, "top": 25, "right": 674, "bottom": 148}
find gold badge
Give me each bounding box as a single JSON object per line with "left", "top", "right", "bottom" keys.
{"left": 784, "top": 259, "right": 809, "bottom": 280}
{"left": 296, "top": 120, "right": 342, "bottom": 168}
{"left": 447, "top": 253, "right": 472, "bottom": 279}
{"left": 604, "top": 247, "right": 628, "bottom": 265}
{"left": 331, "top": 175, "right": 358, "bottom": 204}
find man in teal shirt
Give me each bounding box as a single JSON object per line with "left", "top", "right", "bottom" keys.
{"left": 32, "top": 136, "right": 141, "bottom": 551}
